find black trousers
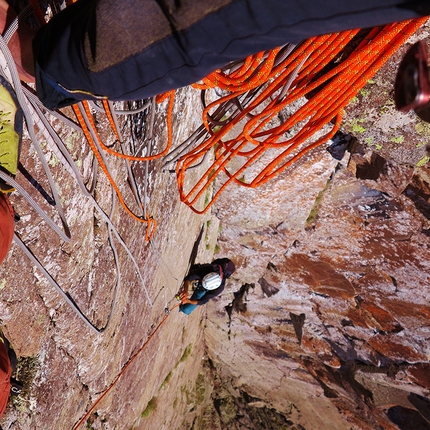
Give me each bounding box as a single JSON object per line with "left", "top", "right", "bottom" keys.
{"left": 32, "top": 0, "right": 428, "bottom": 109}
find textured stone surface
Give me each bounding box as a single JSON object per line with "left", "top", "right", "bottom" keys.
{"left": 206, "top": 141, "right": 430, "bottom": 428}
{"left": 1, "top": 21, "right": 430, "bottom": 430}
{"left": 0, "top": 87, "right": 218, "bottom": 429}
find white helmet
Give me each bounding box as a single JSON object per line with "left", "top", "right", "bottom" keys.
{"left": 202, "top": 272, "right": 222, "bottom": 290}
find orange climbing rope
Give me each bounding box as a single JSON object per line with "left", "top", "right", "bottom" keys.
{"left": 173, "top": 18, "right": 426, "bottom": 214}
{"left": 70, "top": 92, "right": 175, "bottom": 240}
{"left": 72, "top": 102, "right": 156, "bottom": 241}
{"left": 28, "top": 3, "right": 426, "bottom": 221}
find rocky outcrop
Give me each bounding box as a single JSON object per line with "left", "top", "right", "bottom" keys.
{"left": 206, "top": 142, "right": 430, "bottom": 429}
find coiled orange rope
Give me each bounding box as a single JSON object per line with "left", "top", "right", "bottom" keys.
{"left": 175, "top": 18, "right": 426, "bottom": 214}
{"left": 31, "top": 2, "right": 426, "bottom": 221}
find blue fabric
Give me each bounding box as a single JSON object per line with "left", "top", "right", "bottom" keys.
{"left": 179, "top": 286, "right": 207, "bottom": 315}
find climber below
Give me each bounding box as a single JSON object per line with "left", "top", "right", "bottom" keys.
{"left": 179, "top": 258, "right": 235, "bottom": 315}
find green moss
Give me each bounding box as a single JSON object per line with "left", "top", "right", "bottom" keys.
{"left": 65, "top": 135, "right": 75, "bottom": 151}
{"left": 48, "top": 153, "right": 59, "bottom": 167}
{"left": 159, "top": 371, "right": 172, "bottom": 390}
{"left": 390, "top": 135, "right": 404, "bottom": 144}
{"left": 367, "top": 79, "right": 376, "bottom": 84}
{"left": 415, "top": 121, "right": 430, "bottom": 136}
{"left": 212, "top": 115, "right": 228, "bottom": 133}
{"left": 360, "top": 88, "right": 371, "bottom": 97}
{"left": 214, "top": 244, "right": 220, "bottom": 254}
{"left": 37, "top": 314, "right": 46, "bottom": 326}
{"left": 352, "top": 123, "right": 366, "bottom": 133}
{"left": 207, "top": 169, "right": 216, "bottom": 181}
{"left": 180, "top": 344, "right": 192, "bottom": 363}
{"left": 348, "top": 118, "right": 367, "bottom": 134}
{"left": 141, "top": 397, "right": 157, "bottom": 418}
{"left": 194, "top": 373, "right": 206, "bottom": 405}
{"left": 365, "top": 137, "right": 382, "bottom": 150}
{"left": 417, "top": 155, "right": 429, "bottom": 167}
{"left": 306, "top": 176, "right": 331, "bottom": 225}
{"left": 180, "top": 384, "right": 193, "bottom": 405}
{"left": 11, "top": 356, "right": 39, "bottom": 401}
{"left": 204, "top": 189, "right": 211, "bottom": 208}
{"left": 86, "top": 413, "right": 97, "bottom": 430}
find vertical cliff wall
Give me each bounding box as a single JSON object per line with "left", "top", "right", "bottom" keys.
{"left": 204, "top": 142, "right": 430, "bottom": 429}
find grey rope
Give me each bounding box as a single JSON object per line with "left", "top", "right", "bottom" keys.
{"left": 76, "top": 102, "right": 153, "bottom": 306}
{"left": 24, "top": 87, "right": 82, "bottom": 132}
{"left": 107, "top": 100, "right": 180, "bottom": 306}
{"left": 0, "top": 171, "right": 70, "bottom": 242}
{"left": 0, "top": 34, "right": 71, "bottom": 241}
{"left": 0, "top": 6, "right": 157, "bottom": 332}
{"left": 13, "top": 234, "right": 100, "bottom": 334}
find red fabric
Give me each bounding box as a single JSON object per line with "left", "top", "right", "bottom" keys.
{"left": 0, "top": 193, "right": 14, "bottom": 265}
{"left": 0, "top": 340, "right": 11, "bottom": 417}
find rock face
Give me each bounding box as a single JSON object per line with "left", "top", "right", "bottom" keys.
{"left": 1, "top": 21, "right": 430, "bottom": 430}
{"left": 0, "top": 87, "right": 221, "bottom": 430}
{"left": 205, "top": 142, "right": 430, "bottom": 429}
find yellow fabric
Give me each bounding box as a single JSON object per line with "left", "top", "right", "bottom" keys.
{"left": 0, "top": 85, "right": 19, "bottom": 176}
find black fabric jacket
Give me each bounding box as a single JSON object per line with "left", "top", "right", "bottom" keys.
{"left": 32, "top": 0, "right": 429, "bottom": 109}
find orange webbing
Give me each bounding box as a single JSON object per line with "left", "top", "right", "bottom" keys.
{"left": 174, "top": 18, "right": 426, "bottom": 214}
{"left": 73, "top": 102, "right": 156, "bottom": 241}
